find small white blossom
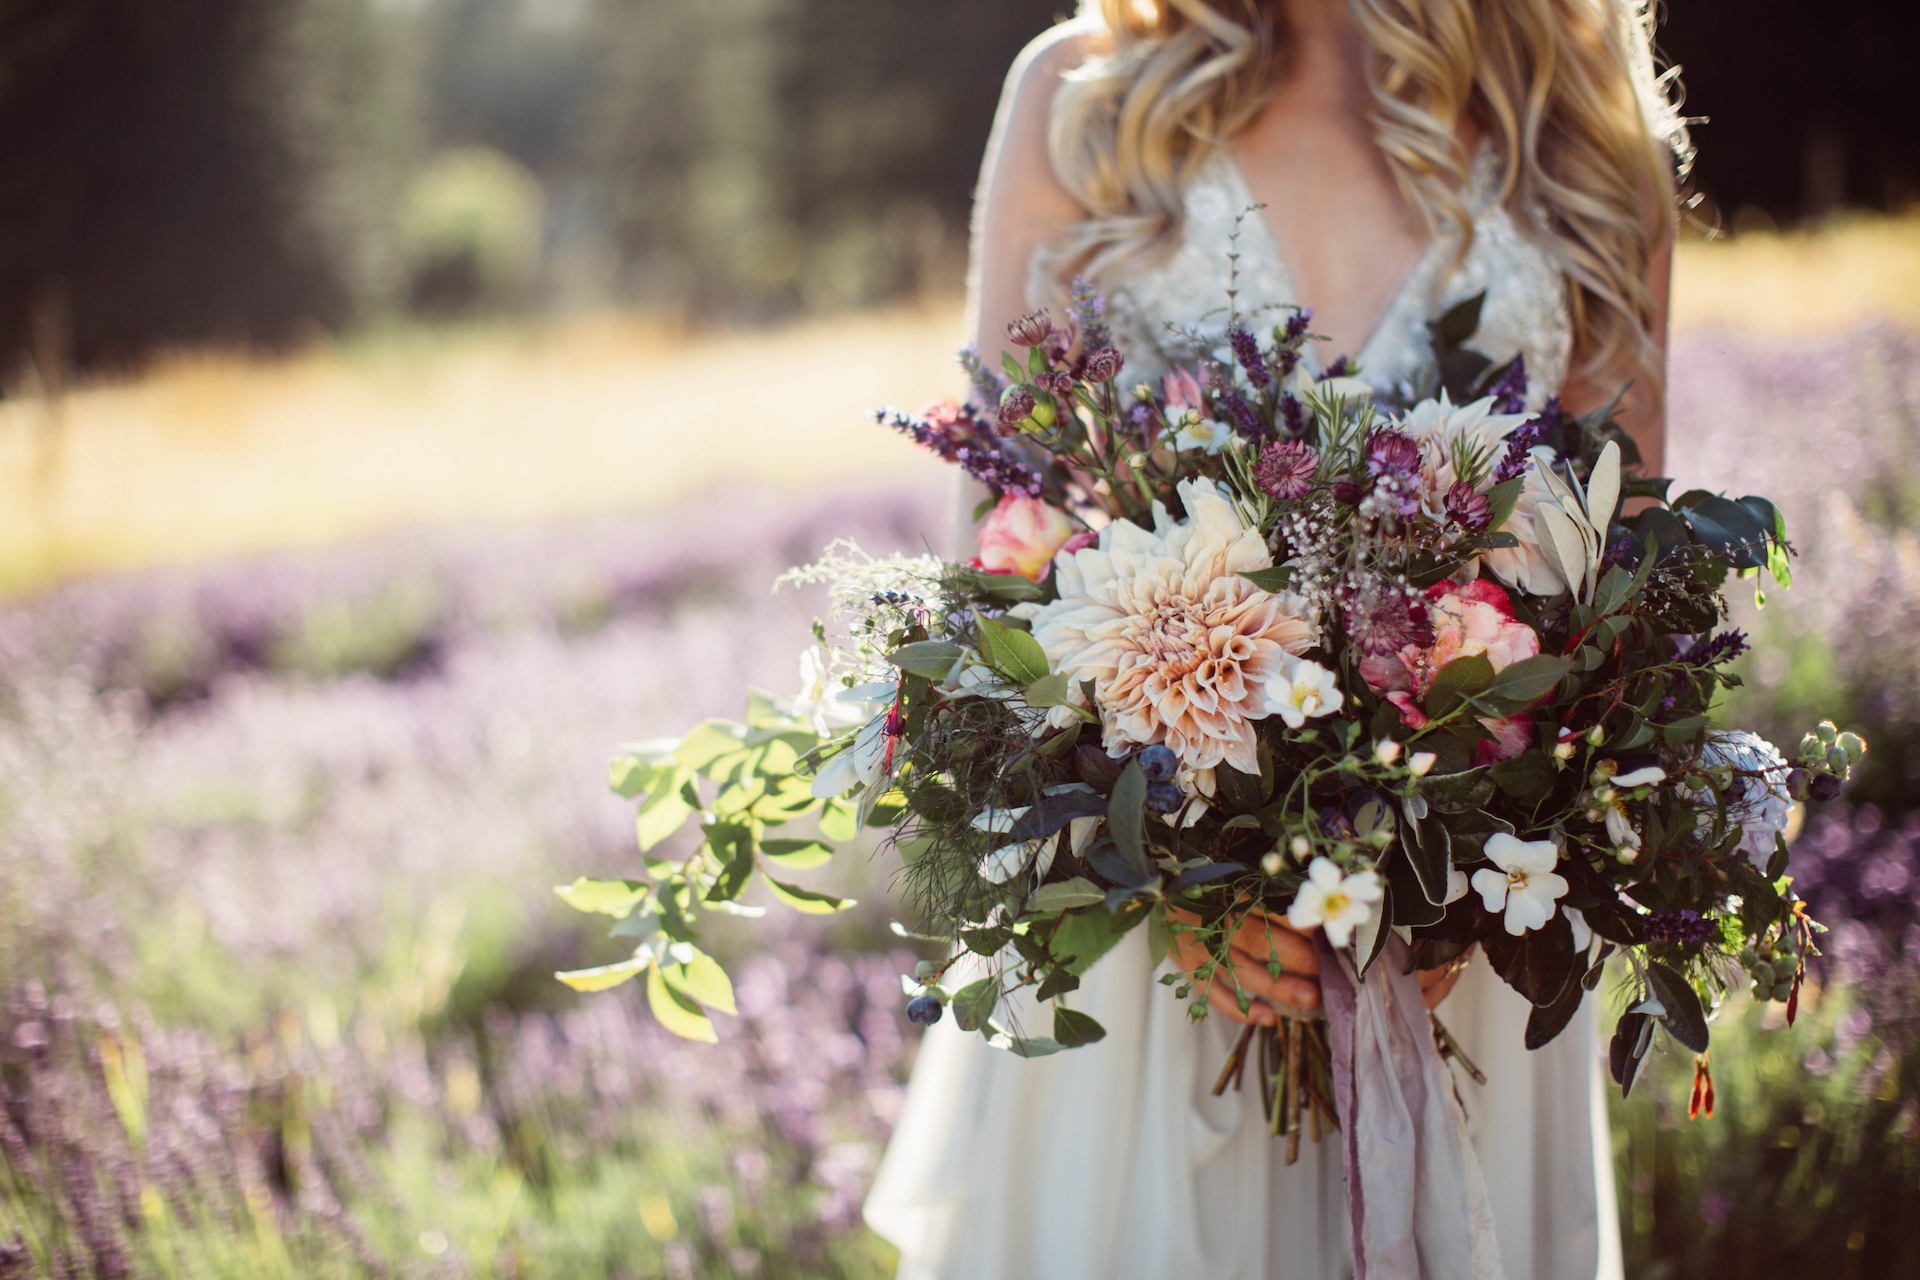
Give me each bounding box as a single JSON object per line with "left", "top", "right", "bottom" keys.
{"left": 1470, "top": 832, "right": 1569, "bottom": 936}
{"left": 1173, "top": 411, "right": 1236, "bottom": 455}
{"left": 1409, "top": 752, "right": 1438, "bottom": 777}
{"left": 1288, "top": 856, "right": 1384, "bottom": 948}
{"left": 1374, "top": 739, "right": 1403, "bottom": 766}
{"left": 1268, "top": 659, "right": 1344, "bottom": 729}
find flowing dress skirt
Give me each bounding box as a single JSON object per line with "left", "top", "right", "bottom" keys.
{"left": 865, "top": 932, "right": 1623, "bottom": 1280}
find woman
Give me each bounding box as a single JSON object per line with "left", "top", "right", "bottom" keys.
{"left": 867, "top": 2, "right": 1684, "bottom": 1275}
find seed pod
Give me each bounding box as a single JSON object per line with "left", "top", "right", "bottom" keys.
{"left": 1826, "top": 744, "right": 1851, "bottom": 775}
{"left": 1772, "top": 955, "right": 1798, "bottom": 982}
{"left": 1816, "top": 720, "right": 1838, "bottom": 745}
{"left": 1770, "top": 980, "right": 1794, "bottom": 1002}
{"left": 1836, "top": 731, "right": 1866, "bottom": 762}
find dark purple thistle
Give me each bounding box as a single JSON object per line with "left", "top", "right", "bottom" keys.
{"left": 1228, "top": 326, "right": 1271, "bottom": 390}
{"left": 1486, "top": 355, "right": 1529, "bottom": 414}
{"left": 1253, "top": 439, "right": 1318, "bottom": 500}
{"left": 1366, "top": 428, "right": 1422, "bottom": 479}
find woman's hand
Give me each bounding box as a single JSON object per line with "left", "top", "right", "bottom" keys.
{"left": 1167, "top": 904, "right": 1472, "bottom": 1024}
{"left": 1166, "top": 905, "right": 1321, "bottom": 1027}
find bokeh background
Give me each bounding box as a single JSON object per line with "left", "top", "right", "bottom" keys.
{"left": 1, "top": 2, "right": 1918, "bottom": 1277}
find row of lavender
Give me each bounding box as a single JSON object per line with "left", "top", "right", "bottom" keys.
{"left": 0, "top": 325, "right": 1916, "bottom": 1276}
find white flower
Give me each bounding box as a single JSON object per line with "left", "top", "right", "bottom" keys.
{"left": 1409, "top": 752, "right": 1438, "bottom": 777}
{"left": 1612, "top": 766, "right": 1667, "bottom": 789}
{"left": 1444, "top": 868, "right": 1470, "bottom": 905}
{"left": 1566, "top": 906, "right": 1593, "bottom": 953}
{"left": 1690, "top": 730, "right": 1794, "bottom": 866}
{"left": 1173, "top": 411, "right": 1235, "bottom": 455}
{"left": 1470, "top": 832, "right": 1569, "bottom": 936}
{"left": 1268, "top": 659, "right": 1344, "bottom": 729}
{"left": 1482, "top": 442, "right": 1620, "bottom": 602}
{"left": 1396, "top": 393, "right": 1531, "bottom": 518}
{"left": 809, "top": 705, "right": 897, "bottom": 799}
{"left": 790, "top": 646, "right": 861, "bottom": 735}
{"left": 1603, "top": 799, "right": 1642, "bottom": 851}
{"left": 1288, "top": 856, "right": 1384, "bottom": 948}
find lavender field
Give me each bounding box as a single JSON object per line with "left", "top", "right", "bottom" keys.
{"left": 3, "top": 327, "right": 1919, "bottom": 1278}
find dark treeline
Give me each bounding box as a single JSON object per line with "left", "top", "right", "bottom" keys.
{"left": 0, "top": 0, "right": 1913, "bottom": 377}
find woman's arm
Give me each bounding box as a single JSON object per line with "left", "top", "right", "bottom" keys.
{"left": 965, "top": 23, "right": 1097, "bottom": 360}
{"left": 1560, "top": 212, "right": 1675, "bottom": 478}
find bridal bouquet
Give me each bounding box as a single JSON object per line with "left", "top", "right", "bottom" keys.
{"left": 556, "top": 279, "right": 1859, "bottom": 1152}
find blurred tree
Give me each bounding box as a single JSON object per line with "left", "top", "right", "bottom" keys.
{"left": 1659, "top": 1, "right": 1918, "bottom": 222}
{"left": 0, "top": 0, "right": 417, "bottom": 377}
{"left": 584, "top": 0, "right": 1060, "bottom": 319}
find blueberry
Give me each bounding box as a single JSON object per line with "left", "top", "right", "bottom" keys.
{"left": 1145, "top": 782, "right": 1184, "bottom": 813}
{"left": 1137, "top": 744, "right": 1179, "bottom": 783}
{"left": 1808, "top": 771, "right": 1843, "bottom": 803}
{"left": 906, "top": 996, "right": 944, "bottom": 1026}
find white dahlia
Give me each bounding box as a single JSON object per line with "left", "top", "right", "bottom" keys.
{"left": 1011, "top": 479, "right": 1320, "bottom": 779}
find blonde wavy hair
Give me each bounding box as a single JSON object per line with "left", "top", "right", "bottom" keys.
{"left": 1043, "top": 0, "right": 1689, "bottom": 393}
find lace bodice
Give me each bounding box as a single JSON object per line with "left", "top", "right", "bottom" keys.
{"left": 1068, "top": 146, "right": 1572, "bottom": 409}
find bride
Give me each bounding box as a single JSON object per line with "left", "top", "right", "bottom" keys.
{"left": 867, "top": 1, "right": 1684, "bottom": 1276}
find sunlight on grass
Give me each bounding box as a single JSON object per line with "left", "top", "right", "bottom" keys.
{"left": 1, "top": 214, "right": 1917, "bottom": 595}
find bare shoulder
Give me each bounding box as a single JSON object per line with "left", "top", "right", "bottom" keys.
{"left": 996, "top": 19, "right": 1103, "bottom": 135}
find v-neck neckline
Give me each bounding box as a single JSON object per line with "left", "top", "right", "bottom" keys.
{"left": 1215, "top": 145, "right": 1491, "bottom": 374}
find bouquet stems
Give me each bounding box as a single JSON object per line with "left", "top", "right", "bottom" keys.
{"left": 1210, "top": 1011, "right": 1478, "bottom": 1161}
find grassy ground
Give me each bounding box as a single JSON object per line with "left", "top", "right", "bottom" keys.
{"left": 3, "top": 215, "right": 1919, "bottom": 597}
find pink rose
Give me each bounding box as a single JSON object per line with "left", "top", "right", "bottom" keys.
{"left": 977, "top": 494, "right": 1078, "bottom": 581}
{"left": 1361, "top": 578, "right": 1541, "bottom": 760}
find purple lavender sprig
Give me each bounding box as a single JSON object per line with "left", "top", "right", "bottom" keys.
{"left": 1643, "top": 910, "right": 1718, "bottom": 944}
{"left": 876, "top": 407, "right": 1048, "bottom": 498}
{"left": 1276, "top": 308, "right": 1313, "bottom": 378}
{"left": 958, "top": 346, "right": 1004, "bottom": 408}
{"left": 1494, "top": 395, "right": 1565, "bottom": 482}
{"left": 1486, "top": 355, "right": 1529, "bottom": 414}
{"left": 1067, "top": 277, "right": 1111, "bottom": 351}
{"left": 1228, "top": 326, "right": 1271, "bottom": 390}
{"left": 1682, "top": 629, "right": 1751, "bottom": 669}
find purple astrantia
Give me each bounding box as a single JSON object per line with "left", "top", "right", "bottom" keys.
{"left": 1337, "top": 575, "right": 1433, "bottom": 657}
{"left": 1444, "top": 480, "right": 1492, "bottom": 533}
{"left": 1229, "top": 326, "right": 1272, "bottom": 390}
{"left": 1366, "top": 428, "right": 1423, "bottom": 479}
{"left": 1254, "top": 439, "right": 1319, "bottom": 500}
{"left": 1486, "top": 355, "right": 1529, "bottom": 414}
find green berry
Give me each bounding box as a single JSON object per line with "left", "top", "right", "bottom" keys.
{"left": 1771, "top": 980, "right": 1794, "bottom": 1002}
{"left": 1772, "top": 956, "right": 1798, "bottom": 982}
{"left": 1816, "top": 720, "right": 1838, "bottom": 745}
{"left": 1837, "top": 731, "right": 1866, "bottom": 762}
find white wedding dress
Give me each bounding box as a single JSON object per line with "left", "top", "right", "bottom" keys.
{"left": 864, "top": 145, "right": 1624, "bottom": 1280}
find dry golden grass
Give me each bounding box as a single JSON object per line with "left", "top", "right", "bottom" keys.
{"left": 2, "top": 213, "right": 1916, "bottom": 595}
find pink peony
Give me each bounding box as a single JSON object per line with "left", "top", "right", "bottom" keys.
{"left": 1359, "top": 578, "right": 1540, "bottom": 762}
{"left": 977, "top": 494, "right": 1078, "bottom": 582}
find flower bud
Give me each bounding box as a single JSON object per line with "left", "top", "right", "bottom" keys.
{"left": 1553, "top": 739, "right": 1576, "bottom": 761}
{"left": 1616, "top": 846, "right": 1639, "bottom": 864}
{"left": 1836, "top": 731, "right": 1866, "bottom": 762}
{"left": 1591, "top": 758, "right": 1619, "bottom": 784}
{"left": 997, "top": 385, "right": 1036, "bottom": 433}
{"left": 1006, "top": 310, "right": 1055, "bottom": 347}
{"left": 1587, "top": 725, "right": 1606, "bottom": 746}
{"left": 1826, "top": 744, "right": 1850, "bottom": 775}
{"left": 1816, "top": 720, "right": 1838, "bottom": 745}
{"left": 1373, "top": 739, "right": 1402, "bottom": 766}
{"left": 1261, "top": 852, "right": 1285, "bottom": 876}
{"left": 1408, "top": 752, "right": 1437, "bottom": 777}
{"left": 1289, "top": 835, "right": 1312, "bottom": 860}
{"left": 1081, "top": 345, "right": 1125, "bottom": 383}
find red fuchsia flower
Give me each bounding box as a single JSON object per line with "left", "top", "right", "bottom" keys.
{"left": 1358, "top": 578, "right": 1541, "bottom": 763}
{"left": 977, "top": 494, "right": 1078, "bottom": 581}
{"left": 1253, "top": 438, "right": 1319, "bottom": 499}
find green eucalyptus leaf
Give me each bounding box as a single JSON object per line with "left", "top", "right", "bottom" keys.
{"left": 953, "top": 976, "right": 999, "bottom": 1032}
{"left": 1425, "top": 652, "right": 1497, "bottom": 719}
{"left": 976, "top": 612, "right": 1050, "bottom": 684}
{"left": 1107, "top": 761, "right": 1151, "bottom": 878}
{"left": 1052, "top": 1006, "right": 1108, "bottom": 1048}
{"left": 1028, "top": 877, "right": 1107, "bottom": 912}
{"left": 888, "top": 640, "right": 966, "bottom": 680}
{"left": 554, "top": 877, "right": 649, "bottom": 917}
